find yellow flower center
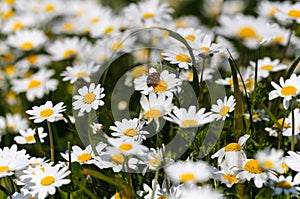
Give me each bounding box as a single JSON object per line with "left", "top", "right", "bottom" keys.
{"left": 244, "top": 160, "right": 263, "bottom": 174}
{"left": 4, "top": 65, "right": 16, "bottom": 75}
{"left": 175, "top": 53, "right": 191, "bottom": 63}
{"left": 6, "top": 91, "right": 16, "bottom": 100}
{"left": 27, "top": 55, "right": 38, "bottom": 65}
{"left": 113, "top": 192, "right": 130, "bottom": 199}
{"left": 91, "top": 17, "right": 100, "bottom": 23}
{"left": 12, "top": 22, "right": 24, "bottom": 31}
{"left": 143, "top": 12, "right": 155, "bottom": 19}
{"left": 274, "top": 118, "right": 291, "bottom": 128}
{"left": 157, "top": 196, "right": 167, "bottom": 199}
{"left": 145, "top": 109, "right": 161, "bottom": 119}
{"left": 219, "top": 106, "right": 230, "bottom": 117}
{"left": 238, "top": 26, "right": 257, "bottom": 39}
{"left": 281, "top": 85, "right": 297, "bottom": 96}
{"left": 268, "top": 8, "right": 279, "bottom": 17}
{"left": 263, "top": 160, "right": 273, "bottom": 169}
{"left": 2, "top": 10, "right": 14, "bottom": 19}
{"left": 40, "top": 176, "right": 55, "bottom": 186}
{"left": 185, "top": 34, "right": 195, "bottom": 41}
{"left": 123, "top": 128, "right": 137, "bottom": 136}
{"left": 77, "top": 153, "right": 92, "bottom": 163}
{"left": 187, "top": 72, "right": 194, "bottom": 81}
{"left": 119, "top": 143, "right": 133, "bottom": 151}
{"left": 104, "top": 27, "right": 114, "bottom": 35}
{"left": 75, "top": 72, "right": 88, "bottom": 78}
{"left": 63, "top": 49, "right": 77, "bottom": 58}
{"left": 181, "top": 120, "right": 198, "bottom": 127}
{"left": 111, "top": 154, "right": 125, "bottom": 164}
{"left": 0, "top": 165, "right": 9, "bottom": 172}
{"left": 45, "top": 4, "right": 55, "bottom": 12}
{"left": 131, "top": 66, "right": 148, "bottom": 78}
{"left": 111, "top": 41, "right": 124, "bottom": 51}
{"left": 252, "top": 114, "right": 260, "bottom": 119}
{"left": 27, "top": 79, "right": 42, "bottom": 89}
{"left": 83, "top": 93, "right": 96, "bottom": 104}
{"left": 25, "top": 135, "right": 35, "bottom": 142}
{"left": 223, "top": 174, "right": 238, "bottom": 184}
{"left": 175, "top": 19, "right": 187, "bottom": 28}
{"left": 260, "top": 65, "right": 274, "bottom": 71}
{"left": 200, "top": 46, "right": 210, "bottom": 52}
{"left": 288, "top": 9, "right": 300, "bottom": 18}
{"left": 21, "top": 42, "right": 34, "bottom": 50}
{"left": 63, "top": 23, "right": 74, "bottom": 31}
{"left": 148, "top": 157, "right": 162, "bottom": 166}
{"left": 280, "top": 163, "right": 289, "bottom": 174}
{"left": 180, "top": 173, "right": 195, "bottom": 182}
{"left": 275, "top": 181, "right": 292, "bottom": 189}
{"left": 153, "top": 80, "right": 168, "bottom": 92}
{"left": 40, "top": 109, "right": 54, "bottom": 118}
{"left": 225, "top": 143, "right": 242, "bottom": 152}
{"left": 245, "top": 78, "right": 254, "bottom": 90}
{"left": 273, "top": 36, "right": 284, "bottom": 44}
{"left": 5, "top": 0, "right": 15, "bottom": 4}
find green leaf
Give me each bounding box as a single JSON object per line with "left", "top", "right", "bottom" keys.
{"left": 286, "top": 55, "right": 300, "bottom": 79}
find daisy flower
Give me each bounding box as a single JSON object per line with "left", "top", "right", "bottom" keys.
{"left": 269, "top": 74, "right": 300, "bottom": 110}
{"left": 211, "top": 95, "right": 236, "bottom": 121}
{"left": 192, "top": 34, "right": 223, "bottom": 57}
{"left": 109, "top": 118, "right": 149, "bottom": 140}
{"left": 140, "top": 92, "right": 173, "bottom": 125}
{"left": 6, "top": 29, "right": 47, "bottom": 51}
{"left": 211, "top": 134, "right": 250, "bottom": 169}
{"left": 244, "top": 109, "right": 269, "bottom": 123}
{"left": 47, "top": 37, "right": 89, "bottom": 61}
{"left": 275, "top": 2, "right": 300, "bottom": 24}
{"left": 2, "top": 15, "right": 36, "bottom": 33}
{"left": 61, "top": 62, "right": 100, "bottom": 84}
{"left": 272, "top": 175, "right": 299, "bottom": 195}
{"left": 236, "top": 159, "right": 276, "bottom": 188}
{"left": 21, "top": 163, "right": 71, "bottom": 199}
{"left": 14, "top": 127, "right": 47, "bottom": 144}
{"left": 177, "top": 27, "right": 204, "bottom": 44}
{"left": 179, "top": 68, "right": 214, "bottom": 82}
{"left": 4, "top": 113, "right": 29, "bottom": 133}
{"left": 72, "top": 83, "right": 105, "bottom": 113}
{"left": 97, "top": 147, "right": 139, "bottom": 172}
{"left": 107, "top": 137, "right": 149, "bottom": 156}
{"left": 0, "top": 144, "right": 30, "bottom": 178}
{"left": 15, "top": 54, "right": 51, "bottom": 70}
{"left": 11, "top": 69, "right": 58, "bottom": 101}
{"left": 61, "top": 145, "right": 98, "bottom": 165}
{"left": 283, "top": 108, "right": 300, "bottom": 137}
{"left": 249, "top": 57, "right": 287, "bottom": 78}
{"left": 255, "top": 148, "right": 284, "bottom": 171}
{"left": 164, "top": 105, "right": 214, "bottom": 128}
{"left": 285, "top": 151, "right": 300, "bottom": 183}
{"left": 26, "top": 101, "right": 66, "bottom": 123}
{"left": 123, "top": 0, "right": 173, "bottom": 27}
{"left": 217, "top": 14, "right": 278, "bottom": 49}
{"left": 165, "top": 160, "right": 211, "bottom": 183}
{"left": 162, "top": 46, "right": 193, "bottom": 69}
{"left": 257, "top": 1, "right": 282, "bottom": 18}
{"left": 124, "top": 65, "right": 149, "bottom": 87}
{"left": 134, "top": 67, "right": 182, "bottom": 96}
{"left": 215, "top": 163, "right": 240, "bottom": 188}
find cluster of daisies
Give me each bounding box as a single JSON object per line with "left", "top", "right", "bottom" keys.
{"left": 1, "top": 0, "right": 300, "bottom": 198}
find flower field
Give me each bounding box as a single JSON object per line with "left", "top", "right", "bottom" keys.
{"left": 1, "top": 0, "right": 300, "bottom": 198}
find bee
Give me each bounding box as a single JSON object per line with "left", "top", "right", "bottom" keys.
{"left": 146, "top": 72, "right": 160, "bottom": 88}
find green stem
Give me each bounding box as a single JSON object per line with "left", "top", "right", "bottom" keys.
{"left": 291, "top": 104, "right": 295, "bottom": 151}
{"left": 47, "top": 121, "right": 55, "bottom": 162}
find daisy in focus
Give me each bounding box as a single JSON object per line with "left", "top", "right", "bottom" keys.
{"left": 211, "top": 95, "right": 236, "bottom": 121}
{"left": 140, "top": 92, "right": 173, "bottom": 125}
{"left": 14, "top": 127, "right": 47, "bottom": 144}
{"left": 134, "top": 67, "right": 182, "bottom": 96}
{"left": 164, "top": 105, "right": 213, "bottom": 128}
{"left": 271, "top": 175, "right": 299, "bottom": 195}
{"left": 268, "top": 74, "right": 300, "bottom": 110}
{"left": 73, "top": 83, "right": 105, "bottom": 114}
{"left": 61, "top": 145, "right": 98, "bottom": 165}
{"left": 21, "top": 163, "right": 71, "bottom": 199}
{"left": 26, "top": 101, "right": 66, "bottom": 123}
{"left": 109, "top": 118, "right": 149, "bottom": 140}
{"left": 107, "top": 137, "right": 149, "bottom": 156}
{"left": 162, "top": 46, "right": 193, "bottom": 69}
{"left": 211, "top": 134, "right": 250, "bottom": 169}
